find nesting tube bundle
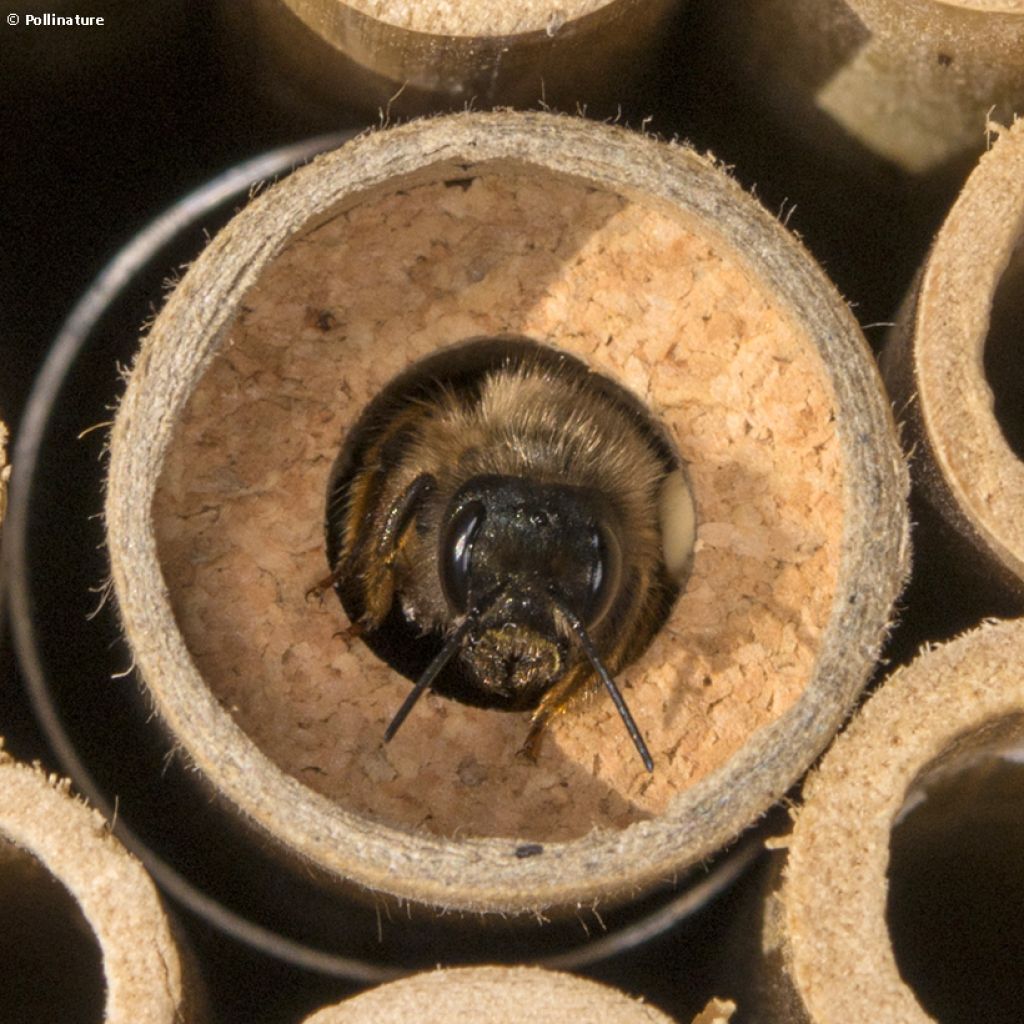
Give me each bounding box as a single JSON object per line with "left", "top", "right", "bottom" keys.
{"left": 230, "top": 0, "right": 682, "bottom": 116}
{"left": 751, "top": 618, "right": 1024, "bottom": 1023}
{"left": 0, "top": 749, "right": 200, "bottom": 1024}
{"left": 300, "top": 966, "right": 730, "bottom": 1023}
{"left": 882, "top": 118, "right": 1024, "bottom": 607}
{"left": 106, "top": 110, "right": 908, "bottom": 917}
{"left": 705, "top": 0, "right": 1024, "bottom": 175}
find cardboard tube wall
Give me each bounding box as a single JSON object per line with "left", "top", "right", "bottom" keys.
{"left": 882, "top": 118, "right": 1024, "bottom": 607}
{"left": 753, "top": 618, "right": 1024, "bottom": 1023}
{"left": 705, "top": 0, "right": 1024, "bottom": 175}
{"left": 106, "top": 110, "right": 908, "bottom": 916}
{"left": 300, "top": 965, "right": 734, "bottom": 1023}
{"left": 0, "top": 749, "right": 201, "bottom": 1024}
{"left": 224, "top": 0, "right": 682, "bottom": 117}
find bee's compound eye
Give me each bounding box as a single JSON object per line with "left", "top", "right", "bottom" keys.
{"left": 584, "top": 523, "right": 622, "bottom": 628}
{"left": 440, "top": 500, "right": 486, "bottom": 613}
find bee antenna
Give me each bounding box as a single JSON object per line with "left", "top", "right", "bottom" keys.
{"left": 551, "top": 594, "right": 655, "bottom": 773}
{"left": 383, "top": 590, "right": 499, "bottom": 742}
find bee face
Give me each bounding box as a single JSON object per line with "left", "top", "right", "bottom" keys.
{"left": 438, "top": 474, "right": 624, "bottom": 703}
{"left": 324, "top": 337, "right": 694, "bottom": 771}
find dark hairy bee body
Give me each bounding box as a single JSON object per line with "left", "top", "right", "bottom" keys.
{"left": 325, "top": 339, "right": 693, "bottom": 770}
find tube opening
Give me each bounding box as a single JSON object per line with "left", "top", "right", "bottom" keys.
{"left": 983, "top": 237, "right": 1024, "bottom": 463}
{"left": 0, "top": 838, "right": 106, "bottom": 1024}
{"left": 888, "top": 735, "right": 1024, "bottom": 1023}
{"left": 152, "top": 158, "right": 844, "bottom": 845}
{"left": 324, "top": 334, "right": 684, "bottom": 704}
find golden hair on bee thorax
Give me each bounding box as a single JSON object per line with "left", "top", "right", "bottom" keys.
{"left": 321, "top": 337, "right": 696, "bottom": 772}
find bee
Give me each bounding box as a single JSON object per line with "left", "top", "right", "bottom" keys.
{"left": 322, "top": 338, "right": 695, "bottom": 771}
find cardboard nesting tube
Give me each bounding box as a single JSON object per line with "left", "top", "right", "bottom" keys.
{"left": 107, "top": 110, "right": 908, "bottom": 915}
{"left": 753, "top": 618, "right": 1024, "bottom": 1023}
{"left": 235, "top": 0, "right": 682, "bottom": 116}
{"left": 704, "top": 0, "right": 1024, "bottom": 175}
{"left": 300, "top": 965, "right": 732, "bottom": 1023}
{"left": 882, "top": 118, "right": 1024, "bottom": 606}
{"left": 0, "top": 748, "right": 200, "bottom": 1024}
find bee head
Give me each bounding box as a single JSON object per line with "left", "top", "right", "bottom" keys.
{"left": 436, "top": 474, "right": 623, "bottom": 702}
